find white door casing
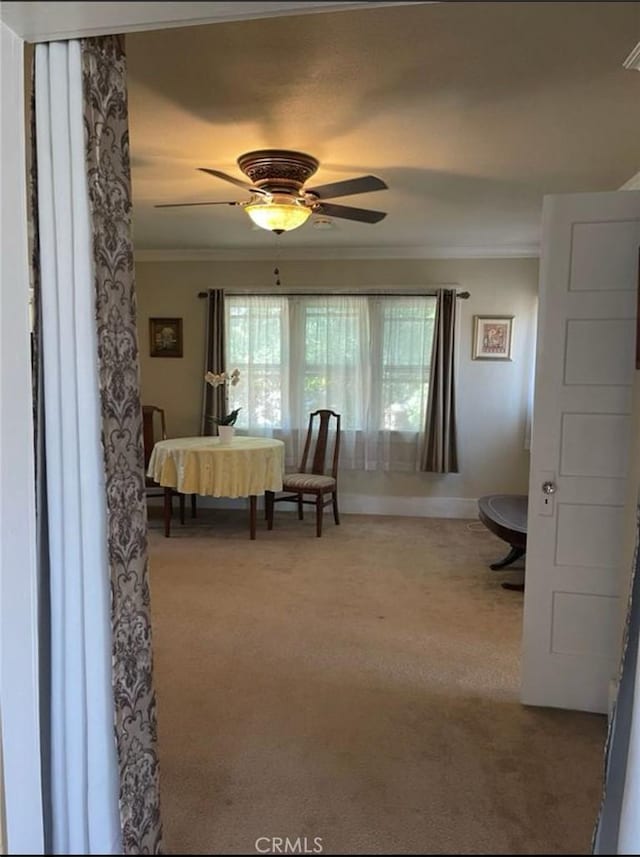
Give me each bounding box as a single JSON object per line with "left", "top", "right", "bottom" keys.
{"left": 0, "top": 21, "right": 44, "bottom": 854}
{"left": 522, "top": 190, "right": 640, "bottom": 714}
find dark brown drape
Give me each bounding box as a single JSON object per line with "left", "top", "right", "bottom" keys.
{"left": 201, "top": 289, "right": 226, "bottom": 435}
{"left": 420, "top": 288, "right": 459, "bottom": 473}
{"left": 81, "top": 35, "right": 163, "bottom": 854}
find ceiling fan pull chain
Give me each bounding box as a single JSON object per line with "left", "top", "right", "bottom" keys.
{"left": 273, "top": 234, "right": 283, "bottom": 287}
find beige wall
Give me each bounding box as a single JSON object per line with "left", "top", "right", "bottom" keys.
{"left": 135, "top": 257, "right": 539, "bottom": 513}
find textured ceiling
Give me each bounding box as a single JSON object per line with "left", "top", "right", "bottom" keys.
{"left": 127, "top": 1, "right": 640, "bottom": 256}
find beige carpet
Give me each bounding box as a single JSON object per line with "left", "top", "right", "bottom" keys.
{"left": 148, "top": 509, "right": 606, "bottom": 855}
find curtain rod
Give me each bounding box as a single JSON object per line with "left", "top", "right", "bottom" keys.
{"left": 197, "top": 290, "right": 470, "bottom": 299}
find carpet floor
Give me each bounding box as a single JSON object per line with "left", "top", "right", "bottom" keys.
{"left": 148, "top": 509, "right": 606, "bottom": 855}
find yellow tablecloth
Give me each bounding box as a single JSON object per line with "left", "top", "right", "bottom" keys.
{"left": 147, "top": 436, "right": 285, "bottom": 498}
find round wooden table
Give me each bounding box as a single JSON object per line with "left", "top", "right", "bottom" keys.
{"left": 147, "top": 436, "right": 285, "bottom": 539}
{"left": 478, "top": 494, "right": 528, "bottom": 591}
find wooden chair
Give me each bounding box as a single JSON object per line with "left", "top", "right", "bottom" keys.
{"left": 142, "top": 405, "right": 196, "bottom": 522}
{"left": 266, "top": 409, "right": 341, "bottom": 537}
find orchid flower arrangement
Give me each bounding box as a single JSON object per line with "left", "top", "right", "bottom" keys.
{"left": 204, "top": 368, "right": 242, "bottom": 426}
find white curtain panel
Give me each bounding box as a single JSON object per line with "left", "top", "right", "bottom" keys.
{"left": 227, "top": 294, "right": 291, "bottom": 435}
{"left": 288, "top": 295, "right": 369, "bottom": 468}
{"left": 226, "top": 294, "right": 435, "bottom": 471}
{"left": 35, "top": 40, "right": 121, "bottom": 855}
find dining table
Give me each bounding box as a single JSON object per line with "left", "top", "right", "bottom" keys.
{"left": 147, "top": 435, "right": 285, "bottom": 539}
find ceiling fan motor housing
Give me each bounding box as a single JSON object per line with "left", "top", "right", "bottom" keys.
{"left": 237, "top": 149, "right": 320, "bottom": 195}
{"left": 158, "top": 150, "right": 387, "bottom": 227}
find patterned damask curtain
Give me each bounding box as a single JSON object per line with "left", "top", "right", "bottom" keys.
{"left": 81, "top": 36, "right": 162, "bottom": 854}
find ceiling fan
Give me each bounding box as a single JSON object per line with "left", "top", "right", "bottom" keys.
{"left": 155, "top": 149, "right": 388, "bottom": 234}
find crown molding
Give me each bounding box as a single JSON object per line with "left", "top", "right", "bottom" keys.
{"left": 623, "top": 41, "right": 640, "bottom": 71}
{"left": 0, "top": 1, "right": 428, "bottom": 43}
{"left": 134, "top": 244, "right": 540, "bottom": 263}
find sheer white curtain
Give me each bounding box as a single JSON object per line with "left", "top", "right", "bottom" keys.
{"left": 35, "top": 40, "right": 121, "bottom": 855}
{"left": 226, "top": 294, "right": 436, "bottom": 471}
{"left": 366, "top": 296, "right": 435, "bottom": 470}
{"left": 226, "top": 295, "right": 295, "bottom": 456}
{"left": 289, "top": 295, "right": 368, "bottom": 468}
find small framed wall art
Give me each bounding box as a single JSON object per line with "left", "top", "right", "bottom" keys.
{"left": 149, "top": 317, "right": 183, "bottom": 358}
{"left": 472, "top": 315, "right": 514, "bottom": 361}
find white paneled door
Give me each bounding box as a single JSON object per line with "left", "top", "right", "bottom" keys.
{"left": 522, "top": 191, "right": 640, "bottom": 713}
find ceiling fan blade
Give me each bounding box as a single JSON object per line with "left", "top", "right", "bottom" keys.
{"left": 198, "top": 168, "right": 268, "bottom": 196}
{"left": 305, "top": 175, "right": 387, "bottom": 200}
{"left": 155, "top": 201, "right": 242, "bottom": 208}
{"left": 315, "top": 202, "right": 386, "bottom": 224}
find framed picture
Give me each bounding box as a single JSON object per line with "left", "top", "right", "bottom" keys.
{"left": 472, "top": 315, "right": 514, "bottom": 361}
{"left": 149, "top": 317, "right": 183, "bottom": 358}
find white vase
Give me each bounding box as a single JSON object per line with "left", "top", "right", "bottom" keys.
{"left": 217, "top": 425, "right": 235, "bottom": 444}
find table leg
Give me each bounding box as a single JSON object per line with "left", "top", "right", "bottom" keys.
{"left": 490, "top": 545, "right": 525, "bottom": 570}
{"left": 265, "top": 490, "right": 274, "bottom": 530}
{"left": 163, "top": 487, "right": 172, "bottom": 538}
{"left": 249, "top": 495, "right": 257, "bottom": 540}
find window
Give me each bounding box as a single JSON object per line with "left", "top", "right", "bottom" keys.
{"left": 227, "top": 296, "right": 288, "bottom": 430}
{"left": 296, "top": 297, "right": 367, "bottom": 431}
{"left": 226, "top": 294, "right": 436, "bottom": 470}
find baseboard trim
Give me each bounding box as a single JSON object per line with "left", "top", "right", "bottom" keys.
{"left": 339, "top": 494, "right": 478, "bottom": 518}
{"left": 148, "top": 494, "right": 479, "bottom": 519}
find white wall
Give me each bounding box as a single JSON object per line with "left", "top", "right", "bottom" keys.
{"left": 135, "top": 256, "right": 538, "bottom": 516}
{"left": 0, "top": 21, "right": 44, "bottom": 855}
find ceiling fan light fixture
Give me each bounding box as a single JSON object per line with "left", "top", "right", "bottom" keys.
{"left": 244, "top": 195, "right": 311, "bottom": 233}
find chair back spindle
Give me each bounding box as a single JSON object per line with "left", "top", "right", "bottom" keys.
{"left": 311, "top": 410, "right": 331, "bottom": 474}
{"left": 142, "top": 405, "right": 167, "bottom": 468}
{"left": 299, "top": 409, "right": 340, "bottom": 476}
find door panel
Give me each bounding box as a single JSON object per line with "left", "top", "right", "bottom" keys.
{"left": 560, "top": 413, "right": 630, "bottom": 479}
{"left": 550, "top": 592, "right": 620, "bottom": 656}
{"left": 521, "top": 190, "right": 640, "bottom": 713}
{"left": 555, "top": 504, "right": 625, "bottom": 568}
{"left": 569, "top": 220, "right": 640, "bottom": 291}
{"left": 564, "top": 319, "right": 635, "bottom": 385}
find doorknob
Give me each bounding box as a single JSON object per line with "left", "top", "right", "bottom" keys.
{"left": 542, "top": 481, "right": 557, "bottom": 495}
